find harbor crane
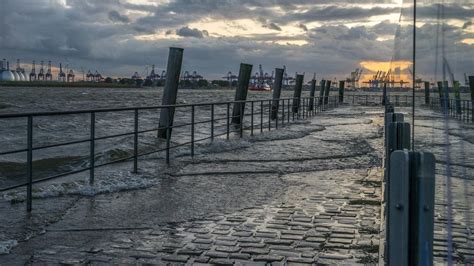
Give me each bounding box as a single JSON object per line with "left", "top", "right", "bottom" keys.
{"left": 37, "top": 61, "right": 45, "bottom": 81}
{"left": 58, "top": 63, "right": 66, "bottom": 82}
{"left": 45, "top": 61, "right": 53, "bottom": 81}
{"left": 29, "top": 60, "right": 37, "bottom": 81}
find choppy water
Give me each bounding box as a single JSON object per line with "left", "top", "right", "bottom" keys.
{"left": 0, "top": 86, "right": 312, "bottom": 189}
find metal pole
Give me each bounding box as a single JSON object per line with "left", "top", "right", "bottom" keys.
{"left": 268, "top": 100, "right": 271, "bottom": 131}
{"left": 251, "top": 101, "right": 254, "bottom": 136}
{"left": 191, "top": 105, "right": 195, "bottom": 157}
{"left": 260, "top": 100, "right": 263, "bottom": 133}
{"left": 133, "top": 109, "right": 138, "bottom": 173}
{"left": 211, "top": 104, "right": 214, "bottom": 141}
{"left": 226, "top": 103, "right": 230, "bottom": 139}
{"left": 26, "top": 116, "right": 33, "bottom": 212}
{"left": 158, "top": 47, "right": 184, "bottom": 138}
{"left": 469, "top": 76, "right": 474, "bottom": 122}
{"left": 412, "top": 0, "right": 416, "bottom": 151}
{"left": 90, "top": 112, "right": 95, "bottom": 185}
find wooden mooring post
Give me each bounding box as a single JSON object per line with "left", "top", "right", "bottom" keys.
{"left": 292, "top": 74, "right": 304, "bottom": 113}
{"left": 158, "top": 47, "right": 184, "bottom": 139}
{"left": 308, "top": 76, "right": 317, "bottom": 111}
{"left": 338, "top": 80, "right": 345, "bottom": 103}
{"left": 324, "top": 80, "right": 332, "bottom": 106}
{"left": 271, "top": 68, "right": 284, "bottom": 120}
{"left": 318, "top": 80, "right": 326, "bottom": 106}
{"left": 232, "top": 63, "right": 253, "bottom": 125}
{"left": 424, "top": 81, "right": 430, "bottom": 105}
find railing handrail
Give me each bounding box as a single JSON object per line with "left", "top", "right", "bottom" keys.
{"left": 0, "top": 96, "right": 309, "bottom": 119}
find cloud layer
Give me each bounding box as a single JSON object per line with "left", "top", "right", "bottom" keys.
{"left": 0, "top": 0, "right": 472, "bottom": 81}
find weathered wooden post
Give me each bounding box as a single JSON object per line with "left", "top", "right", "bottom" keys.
{"left": 338, "top": 80, "right": 345, "bottom": 103}
{"left": 437, "top": 81, "right": 444, "bottom": 109}
{"left": 308, "top": 76, "right": 317, "bottom": 111}
{"left": 158, "top": 47, "right": 184, "bottom": 139}
{"left": 232, "top": 63, "right": 253, "bottom": 124}
{"left": 388, "top": 150, "right": 435, "bottom": 266}
{"left": 318, "top": 80, "right": 326, "bottom": 105}
{"left": 324, "top": 80, "right": 332, "bottom": 105}
{"left": 470, "top": 76, "right": 474, "bottom": 122}
{"left": 424, "top": 81, "right": 430, "bottom": 105}
{"left": 271, "top": 68, "right": 284, "bottom": 120}
{"left": 443, "top": 80, "right": 450, "bottom": 111}
{"left": 454, "top": 81, "right": 461, "bottom": 115}
{"left": 382, "top": 83, "right": 387, "bottom": 105}
{"left": 292, "top": 74, "right": 304, "bottom": 113}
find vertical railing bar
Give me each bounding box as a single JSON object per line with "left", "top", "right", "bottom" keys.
{"left": 26, "top": 115, "right": 33, "bottom": 212}
{"left": 166, "top": 107, "right": 171, "bottom": 165}
{"left": 260, "top": 100, "right": 263, "bottom": 133}
{"left": 133, "top": 109, "right": 138, "bottom": 173}
{"left": 240, "top": 103, "right": 244, "bottom": 138}
{"left": 226, "top": 103, "right": 230, "bottom": 139}
{"left": 251, "top": 101, "right": 254, "bottom": 136}
{"left": 90, "top": 112, "right": 95, "bottom": 185}
{"left": 211, "top": 104, "right": 214, "bottom": 141}
{"left": 282, "top": 99, "right": 285, "bottom": 126}
{"left": 191, "top": 105, "right": 195, "bottom": 157}
{"left": 268, "top": 100, "right": 271, "bottom": 131}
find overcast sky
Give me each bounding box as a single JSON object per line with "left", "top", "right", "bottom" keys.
{"left": 0, "top": 0, "right": 472, "bottom": 82}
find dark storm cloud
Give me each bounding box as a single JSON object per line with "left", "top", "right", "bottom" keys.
{"left": 462, "top": 21, "right": 472, "bottom": 29}
{"left": 298, "top": 23, "right": 309, "bottom": 32}
{"left": 108, "top": 10, "right": 130, "bottom": 23}
{"left": 264, "top": 23, "right": 282, "bottom": 31}
{"left": 176, "top": 26, "right": 209, "bottom": 38}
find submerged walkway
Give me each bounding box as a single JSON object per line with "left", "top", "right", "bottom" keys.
{"left": 1, "top": 105, "right": 386, "bottom": 264}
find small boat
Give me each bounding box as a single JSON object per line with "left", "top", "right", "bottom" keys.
{"left": 249, "top": 83, "right": 271, "bottom": 91}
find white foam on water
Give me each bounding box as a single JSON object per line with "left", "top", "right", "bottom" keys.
{"left": 2, "top": 170, "right": 158, "bottom": 202}
{"left": 0, "top": 240, "right": 18, "bottom": 255}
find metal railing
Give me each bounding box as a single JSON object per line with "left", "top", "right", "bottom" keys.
{"left": 0, "top": 95, "right": 339, "bottom": 211}
{"left": 346, "top": 94, "right": 473, "bottom": 122}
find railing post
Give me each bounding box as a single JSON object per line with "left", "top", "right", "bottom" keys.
{"left": 382, "top": 83, "right": 387, "bottom": 105}
{"left": 260, "top": 100, "right": 264, "bottom": 132}
{"left": 166, "top": 108, "right": 171, "bottom": 165}
{"left": 158, "top": 47, "right": 184, "bottom": 138}
{"left": 191, "top": 105, "right": 195, "bottom": 157}
{"left": 281, "top": 99, "right": 285, "bottom": 126}
{"left": 232, "top": 63, "right": 253, "bottom": 125}
{"left": 324, "top": 80, "right": 332, "bottom": 106}
{"left": 292, "top": 74, "right": 304, "bottom": 114}
{"left": 469, "top": 76, "right": 474, "bottom": 122}
{"left": 268, "top": 100, "right": 271, "bottom": 131}
{"left": 287, "top": 98, "right": 290, "bottom": 123}
{"left": 388, "top": 150, "right": 435, "bottom": 266}
{"left": 251, "top": 101, "right": 254, "bottom": 136}
{"left": 90, "top": 112, "right": 95, "bottom": 185}
{"left": 211, "top": 104, "right": 214, "bottom": 141}
{"left": 26, "top": 116, "right": 33, "bottom": 212}
{"left": 271, "top": 68, "right": 284, "bottom": 120}
{"left": 226, "top": 103, "right": 230, "bottom": 139}
{"left": 133, "top": 109, "right": 138, "bottom": 173}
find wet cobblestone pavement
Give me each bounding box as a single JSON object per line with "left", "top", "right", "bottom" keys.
{"left": 0, "top": 104, "right": 472, "bottom": 265}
